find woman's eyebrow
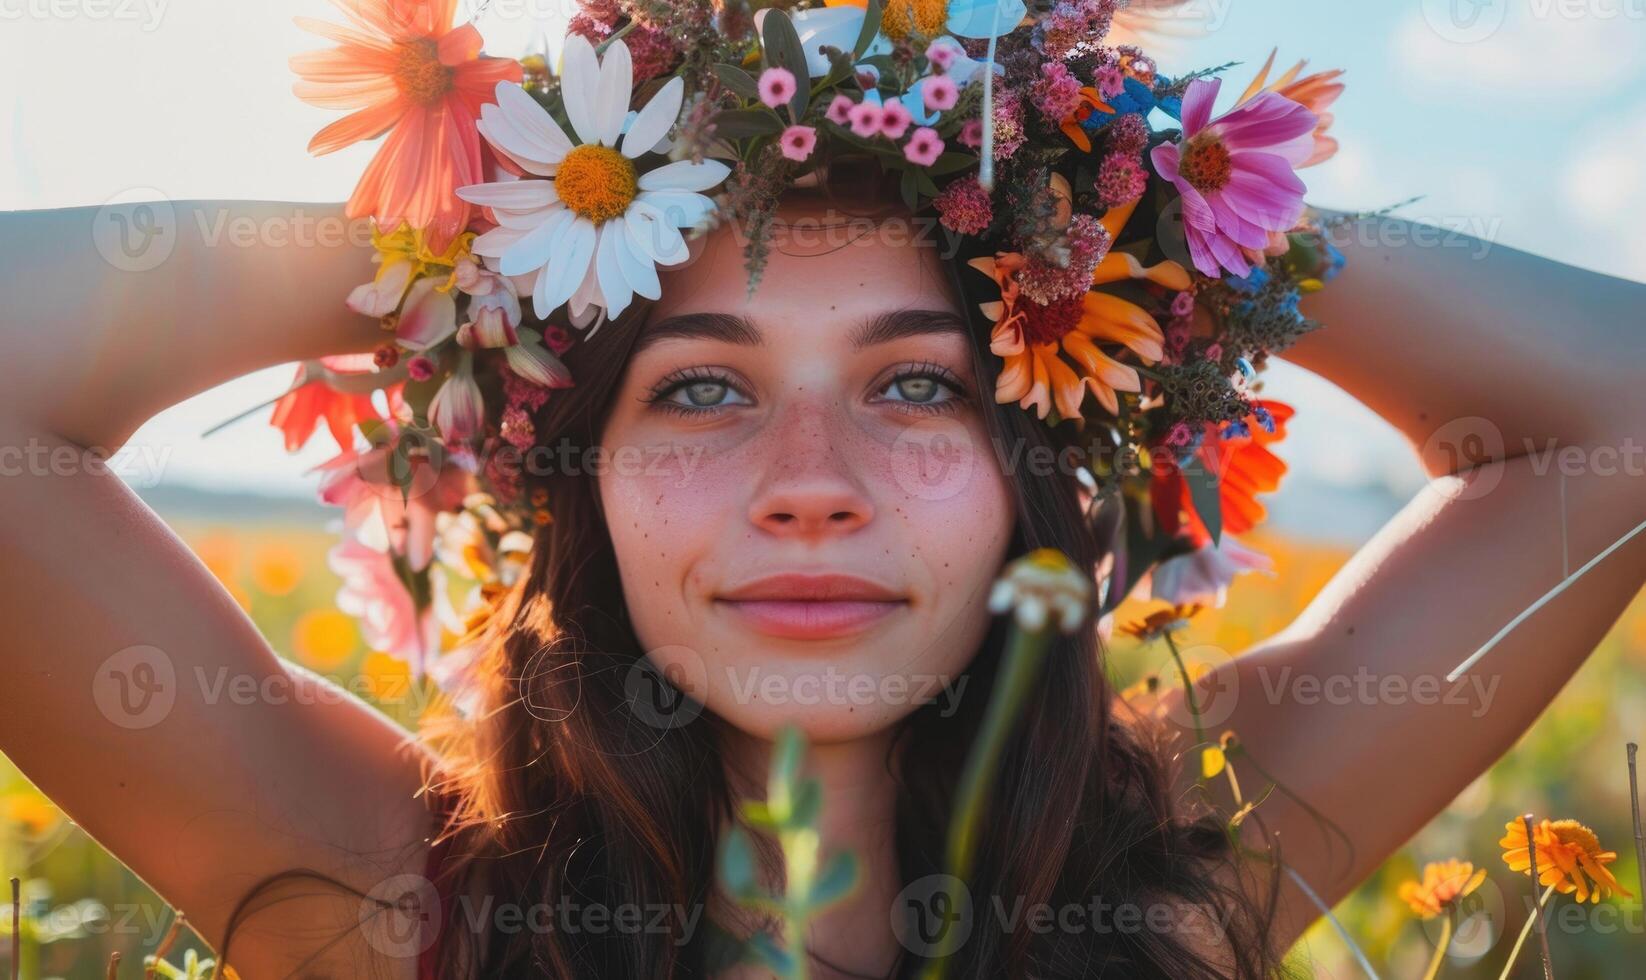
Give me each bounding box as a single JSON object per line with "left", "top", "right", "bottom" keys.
{"left": 635, "top": 308, "right": 968, "bottom": 355}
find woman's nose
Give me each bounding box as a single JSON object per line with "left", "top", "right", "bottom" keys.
{"left": 746, "top": 409, "right": 875, "bottom": 538}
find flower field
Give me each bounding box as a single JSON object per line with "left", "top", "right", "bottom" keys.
{"left": 2, "top": 522, "right": 1643, "bottom": 978}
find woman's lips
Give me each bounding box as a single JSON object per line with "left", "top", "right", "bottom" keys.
{"left": 715, "top": 573, "right": 908, "bottom": 640}
{"left": 714, "top": 598, "right": 906, "bottom": 640}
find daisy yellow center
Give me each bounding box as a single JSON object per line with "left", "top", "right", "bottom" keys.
{"left": 555, "top": 144, "right": 639, "bottom": 223}
{"left": 1179, "top": 132, "right": 1234, "bottom": 194}
{"left": 394, "top": 39, "right": 454, "bottom": 106}
{"left": 882, "top": 0, "right": 948, "bottom": 40}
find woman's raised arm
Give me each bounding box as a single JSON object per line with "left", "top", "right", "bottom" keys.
{"left": 1179, "top": 214, "right": 1646, "bottom": 948}
{"left": 0, "top": 201, "right": 436, "bottom": 977}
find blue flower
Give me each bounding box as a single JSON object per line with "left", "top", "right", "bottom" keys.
{"left": 1253, "top": 405, "right": 1275, "bottom": 434}
{"left": 1227, "top": 267, "right": 1270, "bottom": 294}
{"left": 1221, "top": 419, "right": 1251, "bottom": 440}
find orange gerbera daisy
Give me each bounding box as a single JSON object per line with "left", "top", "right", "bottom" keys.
{"left": 1235, "top": 48, "right": 1345, "bottom": 169}
{"left": 1398, "top": 860, "right": 1488, "bottom": 919}
{"left": 968, "top": 199, "right": 1188, "bottom": 422}
{"left": 1117, "top": 602, "right": 1202, "bottom": 642}
{"left": 1500, "top": 817, "right": 1631, "bottom": 904}
{"left": 290, "top": 0, "right": 522, "bottom": 250}
{"left": 1152, "top": 400, "right": 1293, "bottom": 546}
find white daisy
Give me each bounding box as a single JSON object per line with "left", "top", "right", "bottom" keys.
{"left": 455, "top": 35, "right": 731, "bottom": 323}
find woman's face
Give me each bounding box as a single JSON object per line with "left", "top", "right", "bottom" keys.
{"left": 597, "top": 198, "right": 1016, "bottom": 743}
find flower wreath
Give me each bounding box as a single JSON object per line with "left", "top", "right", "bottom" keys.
{"left": 277, "top": 0, "right": 1347, "bottom": 702}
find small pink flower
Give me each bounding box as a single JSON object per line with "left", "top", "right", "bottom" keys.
{"left": 542, "top": 325, "right": 573, "bottom": 355}
{"left": 826, "top": 94, "right": 855, "bottom": 125}
{"left": 958, "top": 118, "right": 984, "bottom": 148}
{"left": 923, "top": 75, "right": 959, "bottom": 113}
{"left": 878, "top": 99, "right": 913, "bottom": 139}
{"left": 407, "top": 355, "right": 436, "bottom": 381}
{"left": 903, "top": 127, "right": 944, "bottom": 167}
{"left": 757, "top": 66, "right": 796, "bottom": 108}
{"left": 925, "top": 38, "right": 957, "bottom": 71}
{"left": 1170, "top": 290, "right": 1197, "bottom": 318}
{"left": 847, "top": 100, "right": 884, "bottom": 138}
{"left": 779, "top": 124, "right": 817, "bottom": 162}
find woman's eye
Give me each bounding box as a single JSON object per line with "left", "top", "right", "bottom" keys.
{"left": 648, "top": 372, "right": 751, "bottom": 414}
{"left": 878, "top": 370, "right": 965, "bottom": 411}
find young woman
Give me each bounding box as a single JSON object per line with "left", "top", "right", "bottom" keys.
{"left": 1, "top": 175, "right": 1643, "bottom": 978}
{"left": 3, "top": 8, "right": 1646, "bottom": 976}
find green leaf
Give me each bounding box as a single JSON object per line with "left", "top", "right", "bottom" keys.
{"left": 759, "top": 9, "right": 810, "bottom": 116}
{"left": 709, "top": 107, "right": 785, "bottom": 139}
{"left": 713, "top": 63, "right": 760, "bottom": 101}
{"left": 899, "top": 167, "right": 919, "bottom": 210}
{"left": 926, "top": 151, "right": 978, "bottom": 176}
{"left": 790, "top": 778, "right": 822, "bottom": 829}
{"left": 747, "top": 932, "right": 796, "bottom": 973}
{"left": 808, "top": 852, "right": 859, "bottom": 908}
{"left": 772, "top": 725, "right": 805, "bottom": 794}
{"left": 740, "top": 799, "right": 778, "bottom": 830}
{"left": 1183, "top": 453, "right": 1224, "bottom": 546}
{"left": 718, "top": 827, "right": 758, "bottom": 897}
{"left": 852, "top": 0, "right": 883, "bottom": 59}
{"left": 914, "top": 168, "right": 940, "bottom": 198}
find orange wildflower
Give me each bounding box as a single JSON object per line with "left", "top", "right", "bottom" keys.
{"left": 1235, "top": 48, "right": 1345, "bottom": 168}
{"left": 1500, "top": 817, "right": 1631, "bottom": 904}
{"left": 1059, "top": 86, "right": 1115, "bottom": 152}
{"left": 968, "top": 198, "right": 1187, "bottom": 422}
{"left": 290, "top": 0, "right": 523, "bottom": 250}
{"left": 1398, "top": 860, "right": 1488, "bottom": 919}
{"left": 1152, "top": 401, "right": 1293, "bottom": 546}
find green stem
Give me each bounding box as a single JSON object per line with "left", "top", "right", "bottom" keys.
{"left": 1162, "top": 633, "right": 1208, "bottom": 772}
{"left": 1420, "top": 911, "right": 1453, "bottom": 980}
{"left": 1496, "top": 885, "right": 1558, "bottom": 980}
{"left": 921, "top": 624, "right": 1054, "bottom": 979}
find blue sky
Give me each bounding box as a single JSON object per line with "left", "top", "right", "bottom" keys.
{"left": 1, "top": 0, "right": 1638, "bottom": 499}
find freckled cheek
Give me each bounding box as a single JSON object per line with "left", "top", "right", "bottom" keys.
{"left": 598, "top": 444, "right": 749, "bottom": 604}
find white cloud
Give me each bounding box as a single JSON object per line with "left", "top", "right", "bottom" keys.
{"left": 1393, "top": 6, "right": 1645, "bottom": 101}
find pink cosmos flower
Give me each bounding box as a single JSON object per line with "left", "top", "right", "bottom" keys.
{"left": 923, "top": 75, "right": 959, "bottom": 113}
{"left": 904, "top": 127, "right": 944, "bottom": 166}
{"left": 826, "top": 94, "right": 855, "bottom": 125}
{"left": 878, "top": 100, "right": 913, "bottom": 139}
{"left": 847, "top": 101, "right": 884, "bottom": 138}
{"left": 958, "top": 118, "right": 984, "bottom": 148}
{"left": 329, "top": 536, "right": 442, "bottom": 674}
{"left": 318, "top": 442, "right": 470, "bottom": 572}
{"left": 1149, "top": 77, "right": 1317, "bottom": 278}
{"left": 758, "top": 66, "right": 796, "bottom": 108}
{"left": 780, "top": 124, "right": 818, "bottom": 162}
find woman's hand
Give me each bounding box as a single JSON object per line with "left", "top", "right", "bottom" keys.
{"left": 1170, "top": 213, "right": 1646, "bottom": 950}
{"left": 0, "top": 201, "right": 435, "bottom": 977}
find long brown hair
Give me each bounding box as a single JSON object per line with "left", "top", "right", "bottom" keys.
{"left": 410, "top": 177, "right": 1289, "bottom": 978}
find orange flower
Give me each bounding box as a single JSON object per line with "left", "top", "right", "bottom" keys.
{"left": 1059, "top": 86, "right": 1114, "bottom": 152}
{"left": 269, "top": 354, "right": 386, "bottom": 453}
{"left": 1235, "top": 49, "right": 1345, "bottom": 169}
{"left": 1500, "top": 817, "right": 1631, "bottom": 904}
{"left": 968, "top": 199, "right": 1188, "bottom": 422}
{"left": 1152, "top": 400, "right": 1293, "bottom": 547}
{"left": 1117, "top": 602, "right": 1202, "bottom": 642}
{"left": 290, "top": 0, "right": 522, "bottom": 250}
{"left": 1398, "top": 860, "right": 1488, "bottom": 919}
